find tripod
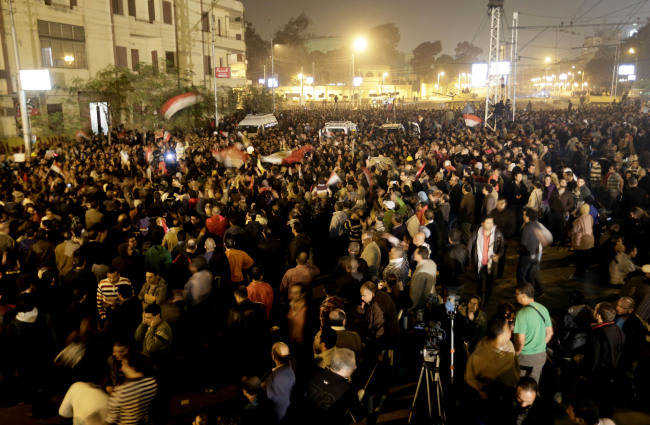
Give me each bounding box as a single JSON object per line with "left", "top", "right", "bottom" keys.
{"left": 408, "top": 353, "right": 446, "bottom": 424}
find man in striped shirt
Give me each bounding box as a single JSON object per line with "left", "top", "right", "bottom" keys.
{"left": 105, "top": 351, "right": 157, "bottom": 425}
{"left": 97, "top": 268, "right": 133, "bottom": 321}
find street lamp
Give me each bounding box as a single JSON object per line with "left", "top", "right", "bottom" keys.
{"left": 437, "top": 71, "right": 445, "bottom": 93}
{"left": 381, "top": 72, "right": 388, "bottom": 95}
{"left": 352, "top": 37, "right": 367, "bottom": 107}
{"left": 629, "top": 47, "right": 639, "bottom": 81}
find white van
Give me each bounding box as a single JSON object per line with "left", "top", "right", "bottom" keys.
{"left": 237, "top": 114, "right": 278, "bottom": 135}
{"left": 323, "top": 121, "right": 357, "bottom": 136}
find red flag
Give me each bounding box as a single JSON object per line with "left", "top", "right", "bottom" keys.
{"left": 283, "top": 145, "right": 314, "bottom": 165}
{"left": 361, "top": 167, "right": 373, "bottom": 188}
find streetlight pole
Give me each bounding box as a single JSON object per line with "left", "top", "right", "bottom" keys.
{"left": 437, "top": 71, "right": 444, "bottom": 93}
{"left": 299, "top": 66, "right": 304, "bottom": 106}
{"left": 211, "top": 13, "right": 219, "bottom": 129}
{"left": 271, "top": 37, "right": 275, "bottom": 112}
{"left": 351, "top": 50, "right": 355, "bottom": 108}
{"left": 8, "top": 0, "right": 30, "bottom": 155}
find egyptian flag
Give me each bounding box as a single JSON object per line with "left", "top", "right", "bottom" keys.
{"left": 212, "top": 146, "right": 249, "bottom": 168}
{"left": 145, "top": 146, "right": 154, "bottom": 163}
{"left": 160, "top": 92, "right": 204, "bottom": 120}
{"left": 154, "top": 130, "right": 164, "bottom": 140}
{"left": 327, "top": 171, "right": 342, "bottom": 186}
{"left": 75, "top": 130, "right": 90, "bottom": 142}
{"left": 283, "top": 145, "right": 314, "bottom": 164}
{"left": 261, "top": 150, "right": 292, "bottom": 164}
{"left": 463, "top": 114, "right": 483, "bottom": 127}
{"left": 163, "top": 131, "right": 172, "bottom": 143}
{"left": 50, "top": 161, "right": 63, "bottom": 176}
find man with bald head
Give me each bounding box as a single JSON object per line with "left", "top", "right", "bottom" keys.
{"left": 263, "top": 342, "right": 295, "bottom": 423}
{"left": 615, "top": 296, "right": 646, "bottom": 386}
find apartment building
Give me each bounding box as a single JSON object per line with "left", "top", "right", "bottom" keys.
{"left": 0, "top": 0, "right": 246, "bottom": 143}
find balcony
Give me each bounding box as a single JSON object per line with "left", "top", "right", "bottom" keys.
{"left": 215, "top": 0, "right": 243, "bottom": 13}
{"left": 214, "top": 35, "right": 245, "bottom": 52}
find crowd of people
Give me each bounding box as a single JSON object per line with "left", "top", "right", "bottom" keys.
{"left": 0, "top": 101, "right": 649, "bottom": 425}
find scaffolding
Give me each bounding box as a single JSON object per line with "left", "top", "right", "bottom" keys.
{"left": 485, "top": 0, "right": 504, "bottom": 131}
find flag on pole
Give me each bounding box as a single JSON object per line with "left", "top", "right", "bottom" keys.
{"left": 463, "top": 114, "right": 483, "bottom": 127}
{"left": 50, "top": 161, "right": 63, "bottom": 175}
{"left": 416, "top": 162, "right": 427, "bottom": 179}
{"left": 327, "top": 171, "right": 342, "bottom": 186}
{"left": 360, "top": 167, "right": 373, "bottom": 188}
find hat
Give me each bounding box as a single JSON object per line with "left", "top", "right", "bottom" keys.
{"left": 246, "top": 146, "right": 255, "bottom": 154}
{"left": 134, "top": 199, "right": 143, "bottom": 208}
{"left": 563, "top": 168, "right": 573, "bottom": 174}
{"left": 407, "top": 155, "right": 413, "bottom": 161}
{"left": 417, "top": 191, "right": 428, "bottom": 203}
{"left": 475, "top": 162, "right": 483, "bottom": 170}
{"left": 642, "top": 264, "right": 650, "bottom": 274}
{"left": 383, "top": 200, "right": 395, "bottom": 210}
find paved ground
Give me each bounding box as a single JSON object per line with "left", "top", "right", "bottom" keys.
{"left": 1, "top": 244, "right": 648, "bottom": 425}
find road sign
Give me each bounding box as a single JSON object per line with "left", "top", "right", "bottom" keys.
{"left": 215, "top": 67, "right": 231, "bottom": 78}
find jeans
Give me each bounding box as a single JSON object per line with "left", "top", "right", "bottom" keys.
{"left": 517, "top": 254, "right": 543, "bottom": 295}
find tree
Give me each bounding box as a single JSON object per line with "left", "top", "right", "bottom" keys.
{"left": 411, "top": 41, "right": 442, "bottom": 79}
{"left": 368, "top": 23, "right": 401, "bottom": 66}
{"left": 272, "top": 13, "right": 311, "bottom": 46}
{"left": 272, "top": 13, "right": 311, "bottom": 86}
{"left": 68, "top": 64, "right": 214, "bottom": 138}
{"left": 454, "top": 41, "right": 483, "bottom": 63}
{"left": 239, "top": 85, "right": 275, "bottom": 114}
{"left": 245, "top": 23, "right": 270, "bottom": 81}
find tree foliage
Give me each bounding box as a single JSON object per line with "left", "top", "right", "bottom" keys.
{"left": 454, "top": 41, "right": 483, "bottom": 63}
{"left": 67, "top": 64, "right": 215, "bottom": 134}
{"left": 245, "top": 23, "right": 270, "bottom": 81}
{"left": 368, "top": 23, "right": 401, "bottom": 67}
{"left": 239, "top": 85, "right": 275, "bottom": 114}
{"left": 411, "top": 41, "right": 442, "bottom": 78}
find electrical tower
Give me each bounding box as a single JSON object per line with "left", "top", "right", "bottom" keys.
{"left": 485, "top": 0, "right": 504, "bottom": 131}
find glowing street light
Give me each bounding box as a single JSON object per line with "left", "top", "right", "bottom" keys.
{"left": 545, "top": 57, "right": 551, "bottom": 64}
{"left": 351, "top": 36, "right": 367, "bottom": 107}
{"left": 437, "top": 71, "right": 445, "bottom": 92}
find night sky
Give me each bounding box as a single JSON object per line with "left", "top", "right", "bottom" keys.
{"left": 241, "top": 0, "right": 650, "bottom": 65}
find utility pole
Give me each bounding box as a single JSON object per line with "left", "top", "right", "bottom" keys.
{"left": 211, "top": 13, "right": 218, "bottom": 128}
{"left": 8, "top": 0, "right": 30, "bottom": 155}
{"left": 271, "top": 37, "right": 275, "bottom": 112}
{"left": 300, "top": 65, "right": 304, "bottom": 106}
{"left": 510, "top": 11, "right": 518, "bottom": 121}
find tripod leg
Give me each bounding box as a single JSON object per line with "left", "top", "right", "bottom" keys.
{"left": 426, "top": 368, "right": 433, "bottom": 420}
{"left": 434, "top": 370, "right": 446, "bottom": 424}
{"left": 408, "top": 366, "right": 426, "bottom": 424}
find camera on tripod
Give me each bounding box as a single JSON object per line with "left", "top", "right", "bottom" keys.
{"left": 421, "top": 321, "right": 446, "bottom": 363}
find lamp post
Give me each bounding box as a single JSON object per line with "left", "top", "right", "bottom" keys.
{"left": 352, "top": 37, "right": 367, "bottom": 108}
{"left": 437, "top": 71, "right": 445, "bottom": 94}
{"left": 630, "top": 47, "right": 639, "bottom": 82}
{"left": 299, "top": 69, "right": 303, "bottom": 106}
{"left": 382, "top": 72, "right": 387, "bottom": 95}
{"left": 271, "top": 37, "right": 275, "bottom": 112}
{"left": 8, "top": 0, "right": 30, "bottom": 154}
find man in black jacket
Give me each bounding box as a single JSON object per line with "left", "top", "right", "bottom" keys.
{"left": 491, "top": 198, "right": 516, "bottom": 278}
{"left": 583, "top": 302, "right": 625, "bottom": 418}
{"left": 468, "top": 216, "right": 505, "bottom": 307}
{"left": 227, "top": 285, "right": 268, "bottom": 375}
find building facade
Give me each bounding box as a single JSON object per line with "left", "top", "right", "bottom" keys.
{"left": 0, "top": 0, "right": 246, "bottom": 145}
